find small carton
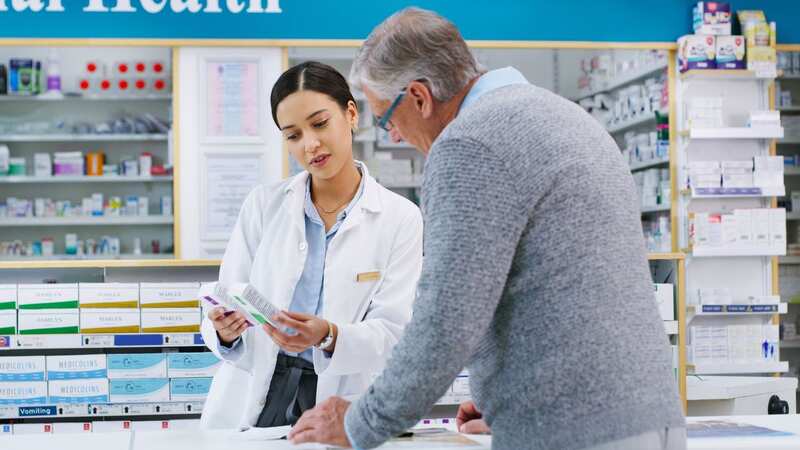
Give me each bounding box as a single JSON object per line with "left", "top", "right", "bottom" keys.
{"left": 140, "top": 308, "right": 201, "bottom": 333}
{"left": 79, "top": 283, "right": 139, "bottom": 309}
{"left": 18, "top": 284, "right": 78, "bottom": 310}
{"left": 47, "top": 379, "right": 109, "bottom": 404}
{"left": 654, "top": 284, "right": 675, "bottom": 321}
{"left": 17, "top": 309, "right": 79, "bottom": 335}
{"left": 46, "top": 355, "right": 107, "bottom": 380}
{"left": 0, "top": 356, "right": 45, "bottom": 381}
{"left": 679, "top": 35, "right": 716, "bottom": 72}
{"left": 167, "top": 352, "right": 221, "bottom": 378}
{"left": 0, "top": 381, "right": 47, "bottom": 405}
{"left": 109, "top": 378, "right": 170, "bottom": 403}
{"left": 79, "top": 308, "right": 141, "bottom": 334}
{"left": 169, "top": 377, "right": 212, "bottom": 401}
{"left": 107, "top": 354, "right": 167, "bottom": 379}
{"left": 139, "top": 282, "right": 200, "bottom": 309}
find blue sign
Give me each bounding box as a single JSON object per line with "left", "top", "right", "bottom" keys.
{"left": 0, "top": 1, "right": 799, "bottom": 43}
{"left": 18, "top": 405, "right": 56, "bottom": 417}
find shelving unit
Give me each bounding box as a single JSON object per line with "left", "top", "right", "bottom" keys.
{"left": 575, "top": 62, "right": 668, "bottom": 101}
{"left": 0, "top": 401, "right": 203, "bottom": 420}
{"left": 676, "top": 53, "right": 785, "bottom": 414}
{"left": 0, "top": 45, "right": 175, "bottom": 260}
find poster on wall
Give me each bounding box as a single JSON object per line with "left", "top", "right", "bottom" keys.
{"left": 204, "top": 60, "right": 261, "bottom": 142}
{"left": 201, "top": 152, "right": 264, "bottom": 240}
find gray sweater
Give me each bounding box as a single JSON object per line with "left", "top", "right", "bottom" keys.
{"left": 345, "top": 83, "right": 685, "bottom": 450}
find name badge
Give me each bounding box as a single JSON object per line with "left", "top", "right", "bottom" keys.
{"left": 356, "top": 271, "right": 381, "bottom": 282}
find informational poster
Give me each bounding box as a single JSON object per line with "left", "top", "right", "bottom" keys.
{"left": 205, "top": 60, "right": 260, "bottom": 141}
{"left": 202, "top": 153, "right": 264, "bottom": 240}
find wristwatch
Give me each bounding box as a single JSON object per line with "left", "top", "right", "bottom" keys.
{"left": 316, "top": 321, "right": 335, "bottom": 351}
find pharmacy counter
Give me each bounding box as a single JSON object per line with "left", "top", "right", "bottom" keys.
{"left": 687, "top": 415, "right": 800, "bottom": 449}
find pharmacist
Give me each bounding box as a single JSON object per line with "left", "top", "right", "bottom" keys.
{"left": 289, "top": 8, "right": 686, "bottom": 450}
{"left": 199, "top": 62, "right": 423, "bottom": 429}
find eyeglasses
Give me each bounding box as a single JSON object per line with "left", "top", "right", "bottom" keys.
{"left": 375, "top": 90, "right": 406, "bottom": 132}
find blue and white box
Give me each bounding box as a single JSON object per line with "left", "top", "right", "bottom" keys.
{"left": 169, "top": 377, "right": 212, "bottom": 401}
{"left": 0, "top": 356, "right": 45, "bottom": 381}
{"left": 167, "top": 353, "right": 221, "bottom": 378}
{"left": 107, "top": 354, "right": 167, "bottom": 379}
{"left": 679, "top": 35, "right": 716, "bottom": 72}
{"left": 46, "top": 355, "right": 107, "bottom": 380}
{"left": 716, "top": 35, "right": 746, "bottom": 70}
{"left": 0, "top": 381, "right": 48, "bottom": 405}
{"left": 48, "top": 379, "right": 109, "bottom": 404}
{"left": 109, "top": 378, "right": 170, "bottom": 403}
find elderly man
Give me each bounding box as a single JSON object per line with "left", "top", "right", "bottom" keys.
{"left": 288, "top": 7, "right": 685, "bottom": 450}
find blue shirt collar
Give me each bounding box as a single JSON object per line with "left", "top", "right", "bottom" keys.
{"left": 459, "top": 67, "right": 529, "bottom": 114}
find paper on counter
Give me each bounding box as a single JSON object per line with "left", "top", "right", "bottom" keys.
{"left": 232, "top": 425, "right": 292, "bottom": 441}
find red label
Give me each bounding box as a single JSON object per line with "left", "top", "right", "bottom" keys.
{"left": 123, "top": 421, "right": 131, "bottom": 429}
{"left": 100, "top": 80, "right": 111, "bottom": 90}
{"left": 162, "top": 421, "right": 169, "bottom": 429}
{"left": 87, "top": 63, "right": 97, "bottom": 73}
{"left": 79, "top": 80, "right": 90, "bottom": 90}
{"left": 736, "top": 37, "right": 742, "bottom": 45}
{"left": 153, "top": 63, "right": 164, "bottom": 73}
{"left": 118, "top": 64, "right": 129, "bottom": 73}
{"left": 136, "top": 63, "right": 146, "bottom": 72}
{"left": 154, "top": 79, "right": 165, "bottom": 90}
{"left": 135, "top": 79, "right": 146, "bottom": 89}
{"left": 44, "top": 425, "right": 51, "bottom": 433}
{"left": 83, "top": 423, "right": 91, "bottom": 431}
{"left": 119, "top": 80, "right": 129, "bottom": 90}
{"left": 707, "top": 37, "right": 714, "bottom": 45}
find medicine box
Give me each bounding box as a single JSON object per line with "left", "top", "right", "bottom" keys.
{"left": 107, "top": 353, "right": 167, "bottom": 379}
{"left": 79, "top": 283, "right": 139, "bottom": 309}
{"left": 0, "top": 309, "right": 16, "bottom": 335}
{"left": 167, "top": 352, "right": 221, "bottom": 378}
{"left": 46, "top": 355, "right": 107, "bottom": 380}
{"left": 716, "top": 35, "right": 745, "bottom": 70}
{"left": 169, "top": 377, "right": 212, "bottom": 401}
{"left": 0, "top": 356, "right": 45, "bottom": 382}
{"left": 752, "top": 209, "right": 771, "bottom": 246}
{"left": 79, "top": 308, "right": 141, "bottom": 334}
{"left": 654, "top": 284, "right": 675, "bottom": 321}
{"left": 693, "top": 2, "right": 732, "bottom": 35}
{"left": 51, "top": 422, "right": 92, "bottom": 434}
{"left": 12, "top": 423, "right": 53, "bottom": 434}
{"left": 0, "top": 381, "right": 48, "bottom": 405}
{"left": 18, "top": 284, "right": 79, "bottom": 310}
{"left": 17, "top": 309, "right": 79, "bottom": 335}
{"left": 139, "top": 282, "right": 200, "bottom": 308}
{"left": 679, "top": 35, "right": 716, "bottom": 72}
{"left": 734, "top": 210, "right": 753, "bottom": 246}
{"left": 0, "top": 284, "right": 17, "bottom": 310}
{"left": 769, "top": 209, "right": 787, "bottom": 250}
{"left": 48, "top": 379, "right": 109, "bottom": 404}
{"left": 109, "top": 378, "right": 170, "bottom": 403}
{"left": 140, "top": 308, "right": 201, "bottom": 333}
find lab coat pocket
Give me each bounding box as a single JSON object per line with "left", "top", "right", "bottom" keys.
{"left": 350, "top": 269, "right": 383, "bottom": 322}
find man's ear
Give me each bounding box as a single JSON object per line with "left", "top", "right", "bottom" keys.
{"left": 407, "top": 81, "right": 434, "bottom": 119}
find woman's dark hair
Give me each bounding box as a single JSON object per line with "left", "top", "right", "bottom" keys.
{"left": 270, "top": 61, "right": 356, "bottom": 127}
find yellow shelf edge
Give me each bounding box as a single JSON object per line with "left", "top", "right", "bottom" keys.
{"left": 648, "top": 252, "right": 686, "bottom": 260}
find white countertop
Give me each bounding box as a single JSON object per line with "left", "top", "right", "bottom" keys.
{"left": 688, "top": 415, "right": 800, "bottom": 449}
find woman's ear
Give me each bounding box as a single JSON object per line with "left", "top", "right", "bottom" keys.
{"left": 347, "top": 100, "right": 359, "bottom": 131}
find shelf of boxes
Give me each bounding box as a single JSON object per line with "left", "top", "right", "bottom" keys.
{"left": 606, "top": 113, "right": 657, "bottom": 134}
{"left": 687, "top": 362, "right": 789, "bottom": 375}
{"left": 688, "top": 303, "right": 787, "bottom": 316}
{"left": 575, "top": 62, "right": 668, "bottom": 101}
{"left": 0, "top": 216, "right": 174, "bottom": 227}
{"left": 0, "top": 401, "right": 203, "bottom": 420}
{"left": 692, "top": 247, "right": 785, "bottom": 257}
{"left": 630, "top": 156, "right": 669, "bottom": 172}
{"left": 0, "top": 134, "right": 168, "bottom": 142}
{"left": 0, "top": 175, "right": 172, "bottom": 184}
{"left": 687, "top": 186, "right": 786, "bottom": 198}
{"left": 0, "top": 95, "right": 172, "bottom": 102}
{"left": 0, "top": 254, "right": 174, "bottom": 262}
{"left": 680, "top": 127, "right": 784, "bottom": 140}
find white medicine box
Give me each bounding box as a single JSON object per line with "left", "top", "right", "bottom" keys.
{"left": 654, "top": 284, "right": 674, "bottom": 321}
{"left": 79, "top": 283, "right": 139, "bottom": 309}
{"left": 139, "top": 282, "right": 200, "bottom": 309}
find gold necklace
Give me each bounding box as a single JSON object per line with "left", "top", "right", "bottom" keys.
{"left": 314, "top": 181, "right": 360, "bottom": 215}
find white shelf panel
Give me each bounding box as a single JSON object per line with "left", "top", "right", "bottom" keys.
{"left": 0, "top": 216, "right": 174, "bottom": 226}
{"left": 575, "top": 62, "right": 668, "bottom": 101}
{"left": 641, "top": 204, "right": 671, "bottom": 215}
{"left": 0, "top": 134, "right": 168, "bottom": 142}
{"left": 0, "top": 254, "right": 174, "bottom": 262}
{"left": 606, "top": 113, "right": 657, "bottom": 134}
{"left": 688, "top": 186, "right": 785, "bottom": 198}
{"left": 0, "top": 175, "right": 172, "bottom": 184}
{"left": 0, "top": 333, "right": 204, "bottom": 350}
{"left": 0, "top": 401, "right": 203, "bottom": 420}
{"left": 630, "top": 157, "right": 669, "bottom": 172}
{"left": 688, "top": 303, "right": 787, "bottom": 316}
{"left": 692, "top": 247, "right": 785, "bottom": 257}
{"left": 683, "top": 127, "right": 784, "bottom": 140}
{"left": 663, "top": 321, "right": 678, "bottom": 335}
{"left": 680, "top": 70, "right": 769, "bottom": 81}
{"left": 687, "top": 376, "right": 798, "bottom": 401}
{"left": 688, "top": 361, "right": 789, "bottom": 375}
{"left": 0, "top": 94, "right": 172, "bottom": 102}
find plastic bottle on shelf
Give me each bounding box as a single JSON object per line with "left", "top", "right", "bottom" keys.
{"left": 40, "top": 49, "right": 63, "bottom": 99}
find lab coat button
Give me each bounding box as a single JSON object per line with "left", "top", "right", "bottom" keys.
{"left": 259, "top": 399, "right": 266, "bottom": 407}
{"left": 299, "top": 242, "right": 308, "bottom": 251}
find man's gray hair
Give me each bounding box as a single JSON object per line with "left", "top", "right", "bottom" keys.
{"left": 350, "top": 7, "right": 485, "bottom": 102}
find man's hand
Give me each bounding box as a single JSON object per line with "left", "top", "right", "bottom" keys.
{"left": 207, "top": 307, "right": 248, "bottom": 346}
{"left": 456, "top": 400, "right": 491, "bottom": 435}
{"left": 263, "top": 311, "right": 333, "bottom": 354}
{"left": 288, "top": 396, "right": 352, "bottom": 447}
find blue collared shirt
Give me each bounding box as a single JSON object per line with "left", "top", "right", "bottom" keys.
{"left": 219, "top": 164, "right": 365, "bottom": 363}
{"left": 345, "top": 67, "right": 528, "bottom": 450}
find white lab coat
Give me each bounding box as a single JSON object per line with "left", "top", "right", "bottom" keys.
{"left": 199, "top": 164, "right": 423, "bottom": 429}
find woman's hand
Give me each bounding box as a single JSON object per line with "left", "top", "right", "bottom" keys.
{"left": 207, "top": 307, "right": 248, "bottom": 347}
{"left": 456, "top": 401, "right": 491, "bottom": 435}
{"left": 263, "top": 311, "right": 337, "bottom": 354}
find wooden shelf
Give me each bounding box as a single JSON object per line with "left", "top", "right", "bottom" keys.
{"left": 648, "top": 253, "right": 685, "bottom": 261}
{"left": 680, "top": 127, "right": 784, "bottom": 140}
